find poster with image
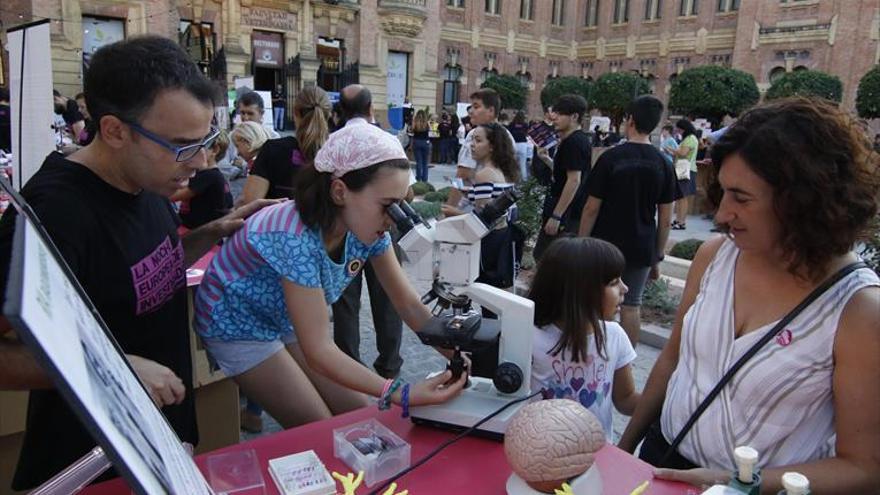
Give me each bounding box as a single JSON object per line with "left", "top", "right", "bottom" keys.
{"left": 1, "top": 179, "right": 213, "bottom": 495}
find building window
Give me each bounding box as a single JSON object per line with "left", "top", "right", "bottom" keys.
{"left": 520, "top": 0, "right": 534, "bottom": 19}
{"left": 679, "top": 0, "right": 698, "bottom": 16}
{"left": 552, "top": 0, "right": 565, "bottom": 25}
{"left": 645, "top": 0, "right": 661, "bottom": 20}
{"left": 717, "top": 0, "right": 738, "bottom": 11}
{"left": 613, "top": 0, "right": 629, "bottom": 24}
{"left": 443, "top": 64, "right": 462, "bottom": 106}
{"left": 769, "top": 66, "right": 786, "bottom": 83}
{"left": 485, "top": 0, "right": 501, "bottom": 14}
{"left": 585, "top": 0, "right": 600, "bottom": 26}
{"left": 447, "top": 0, "right": 465, "bottom": 7}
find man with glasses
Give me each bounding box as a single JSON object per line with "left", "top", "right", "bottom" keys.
{"left": 0, "top": 36, "right": 273, "bottom": 490}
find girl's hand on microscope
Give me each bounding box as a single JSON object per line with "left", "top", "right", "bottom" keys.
{"left": 404, "top": 370, "right": 468, "bottom": 406}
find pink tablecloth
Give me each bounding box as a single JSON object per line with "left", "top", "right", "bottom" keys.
{"left": 82, "top": 406, "right": 696, "bottom": 495}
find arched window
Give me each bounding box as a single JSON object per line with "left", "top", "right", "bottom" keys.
{"left": 769, "top": 66, "right": 786, "bottom": 83}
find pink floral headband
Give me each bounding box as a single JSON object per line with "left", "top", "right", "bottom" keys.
{"left": 314, "top": 120, "right": 408, "bottom": 178}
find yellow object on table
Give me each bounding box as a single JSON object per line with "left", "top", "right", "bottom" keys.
{"left": 629, "top": 480, "right": 650, "bottom": 495}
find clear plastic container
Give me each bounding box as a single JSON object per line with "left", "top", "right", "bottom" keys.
{"left": 205, "top": 449, "right": 266, "bottom": 495}
{"left": 332, "top": 418, "right": 411, "bottom": 487}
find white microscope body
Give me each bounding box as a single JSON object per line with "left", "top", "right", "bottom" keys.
{"left": 392, "top": 194, "right": 536, "bottom": 437}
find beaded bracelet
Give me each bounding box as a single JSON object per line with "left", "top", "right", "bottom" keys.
{"left": 401, "top": 383, "right": 411, "bottom": 419}
{"left": 380, "top": 378, "right": 393, "bottom": 400}
{"left": 378, "top": 377, "right": 404, "bottom": 411}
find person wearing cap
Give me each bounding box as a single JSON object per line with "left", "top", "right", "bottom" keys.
{"left": 193, "top": 120, "right": 467, "bottom": 428}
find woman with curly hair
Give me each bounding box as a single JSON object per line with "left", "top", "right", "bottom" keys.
{"left": 618, "top": 97, "right": 880, "bottom": 493}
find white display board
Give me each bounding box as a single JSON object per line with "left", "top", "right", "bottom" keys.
{"left": 8, "top": 20, "right": 55, "bottom": 191}
{"left": 1, "top": 181, "right": 213, "bottom": 495}
{"left": 386, "top": 52, "right": 409, "bottom": 108}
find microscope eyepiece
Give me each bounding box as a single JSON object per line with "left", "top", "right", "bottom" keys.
{"left": 386, "top": 202, "right": 415, "bottom": 234}
{"left": 477, "top": 188, "right": 519, "bottom": 228}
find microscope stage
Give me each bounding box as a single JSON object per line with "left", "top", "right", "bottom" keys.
{"left": 410, "top": 377, "right": 532, "bottom": 440}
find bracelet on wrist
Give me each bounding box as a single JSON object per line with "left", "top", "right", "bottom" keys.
{"left": 378, "top": 377, "right": 404, "bottom": 411}
{"left": 550, "top": 214, "right": 563, "bottom": 222}
{"left": 401, "top": 383, "right": 411, "bottom": 418}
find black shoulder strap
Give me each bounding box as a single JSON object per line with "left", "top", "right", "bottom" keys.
{"left": 660, "top": 261, "right": 868, "bottom": 465}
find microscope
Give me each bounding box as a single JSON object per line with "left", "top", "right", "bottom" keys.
{"left": 386, "top": 191, "right": 535, "bottom": 438}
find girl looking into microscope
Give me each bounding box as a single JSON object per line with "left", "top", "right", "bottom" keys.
{"left": 193, "top": 120, "right": 467, "bottom": 428}
{"left": 528, "top": 237, "right": 641, "bottom": 441}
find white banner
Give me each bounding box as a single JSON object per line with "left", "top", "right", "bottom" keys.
{"left": 8, "top": 20, "right": 55, "bottom": 191}
{"left": 386, "top": 52, "right": 409, "bottom": 108}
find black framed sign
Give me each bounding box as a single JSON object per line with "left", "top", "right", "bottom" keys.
{"left": 1, "top": 178, "right": 213, "bottom": 494}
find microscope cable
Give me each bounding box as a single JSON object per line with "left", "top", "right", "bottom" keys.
{"left": 367, "top": 390, "right": 542, "bottom": 495}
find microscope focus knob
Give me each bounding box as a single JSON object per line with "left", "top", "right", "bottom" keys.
{"left": 493, "top": 362, "right": 523, "bottom": 394}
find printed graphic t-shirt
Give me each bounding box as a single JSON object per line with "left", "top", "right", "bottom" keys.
{"left": 194, "top": 201, "right": 390, "bottom": 342}
{"left": 531, "top": 321, "right": 636, "bottom": 441}
{"left": 0, "top": 152, "right": 196, "bottom": 489}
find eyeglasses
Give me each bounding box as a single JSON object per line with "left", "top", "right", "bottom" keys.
{"left": 125, "top": 121, "right": 220, "bottom": 162}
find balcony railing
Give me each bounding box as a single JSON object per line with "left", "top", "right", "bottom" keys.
{"left": 378, "top": 0, "right": 428, "bottom": 15}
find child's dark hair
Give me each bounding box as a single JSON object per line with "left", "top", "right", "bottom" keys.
{"left": 528, "top": 237, "right": 625, "bottom": 362}
{"left": 294, "top": 159, "right": 411, "bottom": 231}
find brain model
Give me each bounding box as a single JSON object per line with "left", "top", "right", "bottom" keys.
{"left": 504, "top": 400, "right": 606, "bottom": 493}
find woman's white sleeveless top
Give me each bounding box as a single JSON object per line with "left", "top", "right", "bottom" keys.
{"left": 661, "top": 239, "right": 879, "bottom": 470}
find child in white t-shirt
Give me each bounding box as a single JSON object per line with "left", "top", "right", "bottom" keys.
{"left": 528, "top": 237, "right": 641, "bottom": 441}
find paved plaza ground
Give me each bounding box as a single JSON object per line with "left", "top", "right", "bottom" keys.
{"left": 230, "top": 160, "right": 711, "bottom": 443}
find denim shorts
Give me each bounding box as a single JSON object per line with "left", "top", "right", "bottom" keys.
{"left": 202, "top": 333, "right": 297, "bottom": 377}
{"left": 621, "top": 264, "right": 652, "bottom": 307}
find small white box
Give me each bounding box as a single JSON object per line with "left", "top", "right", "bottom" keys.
{"left": 268, "top": 450, "right": 336, "bottom": 495}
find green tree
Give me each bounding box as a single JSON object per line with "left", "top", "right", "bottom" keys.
{"left": 668, "top": 66, "right": 759, "bottom": 127}
{"left": 589, "top": 72, "right": 650, "bottom": 127}
{"left": 481, "top": 74, "right": 528, "bottom": 111}
{"left": 540, "top": 76, "right": 593, "bottom": 108}
{"left": 765, "top": 69, "right": 843, "bottom": 103}
{"left": 856, "top": 65, "right": 880, "bottom": 119}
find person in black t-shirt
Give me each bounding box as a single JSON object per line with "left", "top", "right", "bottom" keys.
{"left": 240, "top": 86, "right": 331, "bottom": 206}
{"left": 53, "top": 89, "right": 85, "bottom": 141}
{"left": 579, "top": 96, "right": 674, "bottom": 346}
{"left": 532, "top": 95, "right": 591, "bottom": 261}
{"left": 0, "top": 36, "right": 274, "bottom": 490}
{"left": 173, "top": 129, "right": 234, "bottom": 229}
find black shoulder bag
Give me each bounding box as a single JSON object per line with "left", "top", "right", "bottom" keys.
{"left": 659, "top": 261, "right": 868, "bottom": 466}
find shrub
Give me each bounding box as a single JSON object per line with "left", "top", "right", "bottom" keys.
{"left": 668, "top": 66, "right": 760, "bottom": 127}
{"left": 642, "top": 278, "right": 679, "bottom": 315}
{"left": 410, "top": 200, "right": 441, "bottom": 220}
{"left": 856, "top": 64, "right": 880, "bottom": 119}
{"left": 540, "top": 76, "right": 594, "bottom": 109}
{"left": 423, "top": 190, "right": 448, "bottom": 203}
{"left": 513, "top": 176, "right": 547, "bottom": 245}
{"left": 590, "top": 72, "right": 651, "bottom": 127}
{"left": 481, "top": 74, "right": 528, "bottom": 111}
{"left": 765, "top": 70, "right": 843, "bottom": 103}
{"left": 858, "top": 215, "right": 880, "bottom": 274}
{"left": 669, "top": 238, "right": 704, "bottom": 260}
{"left": 411, "top": 181, "right": 435, "bottom": 196}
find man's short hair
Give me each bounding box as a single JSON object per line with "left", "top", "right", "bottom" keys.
{"left": 553, "top": 95, "right": 588, "bottom": 124}
{"left": 470, "top": 88, "right": 501, "bottom": 117}
{"left": 85, "top": 35, "right": 216, "bottom": 130}
{"left": 74, "top": 92, "right": 86, "bottom": 101}
{"left": 626, "top": 96, "right": 664, "bottom": 134}
{"left": 662, "top": 124, "right": 674, "bottom": 133}
{"left": 339, "top": 85, "right": 372, "bottom": 121}
{"left": 238, "top": 91, "right": 265, "bottom": 112}
{"left": 0, "top": 88, "right": 9, "bottom": 102}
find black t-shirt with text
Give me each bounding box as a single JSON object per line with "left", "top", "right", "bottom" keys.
{"left": 544, "top": 129, "right": 591, "bottom": 221}
{"left": 251, "top": 136, "right": 305, "bottom": 200}
{"left": 0, "top": 152, "right": 197, "bottom": 489}
{"left": 0, "top": 102, "right": 11, "bottom": 152}
{"left": 179, "top": 167, "right": 233, "bottom": 229}
{"left": 587, "top": 142, "right": 675, "bottom": 267}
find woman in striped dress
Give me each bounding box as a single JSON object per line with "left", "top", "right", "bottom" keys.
{"left": 618, "top": 98, "right": 880, "bottom": 493}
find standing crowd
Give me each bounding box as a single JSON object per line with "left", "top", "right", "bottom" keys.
{"left": 0, "top": 34, "right": 878, "bottom": 495}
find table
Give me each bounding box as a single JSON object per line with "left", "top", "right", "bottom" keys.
{"left": 83, "top": 406, "right": 696, "bottom": 495}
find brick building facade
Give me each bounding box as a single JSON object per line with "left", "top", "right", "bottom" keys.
{"left": 439, "top": 0, "right": 879, "bottom": 118}
{"left": 1, "top": 1, "right": 878, "bottom": 124}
